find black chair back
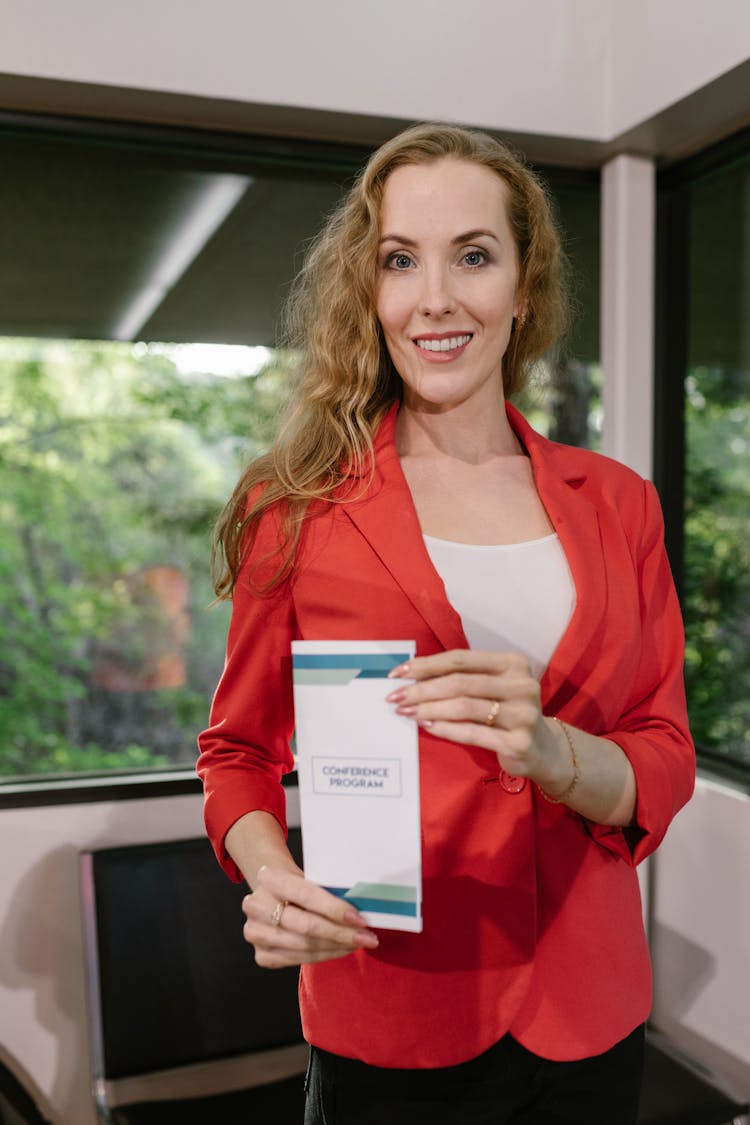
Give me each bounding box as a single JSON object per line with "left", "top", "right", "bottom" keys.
{"left": 80, "top": 831, "right": 306, "bottom": 1123}
{"left": 0, "top": 1059, "right": 52, "bottom": 1125}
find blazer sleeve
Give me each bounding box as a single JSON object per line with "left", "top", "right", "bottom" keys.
{"left": 587, "top": 477, "right": 695, "bottom": 865}
{"left": 197, "top": 507, "right": 297, "bottom": 882}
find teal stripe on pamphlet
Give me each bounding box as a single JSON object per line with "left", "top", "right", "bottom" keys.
{"left": 292, "top": 651, "right": 410, "bottom": 684}
{"left": 344, "top": 896, "right": 418, "bottom": 917}
{"left": 355, "top": 669, "right": 402, "bottom": 679}
{"left": 324, "top": 884, "right": 419, "bottom": 917}
{"left": 293, "top": 653, "right": 410, "bottom": 671}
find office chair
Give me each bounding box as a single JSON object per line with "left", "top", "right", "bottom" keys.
{"left": 80, "top": 832, "right": 307, "bottom": 1125}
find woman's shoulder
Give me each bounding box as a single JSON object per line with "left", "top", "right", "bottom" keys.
{"left": 511, "top": 407, "right": 647, "bottom": 491}
{"left": 552, "top": 439, "right": 647, "bottom": 490}
{"left": 548, "top": 436, "right": 658, "bottom": 513}
{"left": 511, "top": 410, "right": 661, "bottom": 540}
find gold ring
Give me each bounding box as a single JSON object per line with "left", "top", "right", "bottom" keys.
{"left": 484, "top": 701, "right": 501, "bottom": 727}
{"left": 270, "top": 900, "right": 289, "bottom": 927}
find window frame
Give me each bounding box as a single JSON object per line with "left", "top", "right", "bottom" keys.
{"left": 0, "top": 770, "right": 299, "bottom": 810}
{"left": 654, "top": 122, "right": 750, "bottom": 785}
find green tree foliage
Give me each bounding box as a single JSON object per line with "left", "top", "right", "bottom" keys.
{"left": 1, "top": 342, "right": 747, "bottom": 777}
{"left": 515, "top": 358, "right": 602, "bottom": 449}
{"left": 0, "top": 339, "right": 290, "bottom": 779}
{"left": 683, "top": 366, "right": 750, "bottom": 765}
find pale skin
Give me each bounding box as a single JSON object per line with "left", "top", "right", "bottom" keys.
{"left": 230, "top": 157, "right": 637, "bottom": 969}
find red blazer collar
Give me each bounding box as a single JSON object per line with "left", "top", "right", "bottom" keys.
{"left": 343, "top": 404, "right": 466, "bottom": 653}
{"left": 343, "top": 401, "right": 607, "bottom": 713}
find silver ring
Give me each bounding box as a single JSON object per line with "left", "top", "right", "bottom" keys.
{"left": 270, "top": 900, "right": 289, "bottom": 927}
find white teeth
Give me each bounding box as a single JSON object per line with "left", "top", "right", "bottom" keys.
{"left": 415, "top": 334, "right": 471, "bottom": 352}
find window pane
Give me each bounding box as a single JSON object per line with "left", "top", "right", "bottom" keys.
{"left": 0, "top": 339, "right": 294, "bottom": 779}
{"left": 0, "top": 125, "right": 601, "bottom": 782}
{"left": 0, "top": 122, "right": 357, "bottom": 783}
{"left": 684, "top": 152, "right": 750, "bottom": 767}
{"left": 515, "top": 172, "right": 602, "bottom": 449}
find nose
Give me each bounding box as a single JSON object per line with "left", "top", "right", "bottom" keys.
{"left": 418, "top": 264, "right": 456, "bottom": 318}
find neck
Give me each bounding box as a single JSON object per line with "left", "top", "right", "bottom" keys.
{"left": 395, "top": 395, "right": 523, "bottom": 463}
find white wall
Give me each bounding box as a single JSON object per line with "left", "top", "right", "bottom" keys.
{"left": 0, "top": 0, "right": 609, "bottom": 140}
{"left": 600, "top": 153, "right": 656, "bottom": 476}
{"left": 608, "top": 0, "right": 750, "bottom": 136}
{"left": 3, "top": 0, "right": 750, "bottom": 145}
{"left": 651, "top": 776, "right": 750, "bottom": 1099}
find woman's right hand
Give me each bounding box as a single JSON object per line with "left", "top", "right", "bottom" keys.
{"left": 242, "top": 862, "right": 380, "bottom": 968}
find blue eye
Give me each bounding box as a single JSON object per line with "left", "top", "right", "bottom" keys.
{"left": 463, "top": 249, "right": 486, "bottom": 267}
{"left": 388, "top": 253, "right": 413, "bottom": 270}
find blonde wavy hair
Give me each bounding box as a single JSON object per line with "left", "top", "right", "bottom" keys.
{"left": 213, "top": 122, "right": 568, "bottom": 597}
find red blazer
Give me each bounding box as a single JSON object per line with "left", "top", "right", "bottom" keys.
{"left": 198, "top": 402, "right": 695, "bottom": 1067}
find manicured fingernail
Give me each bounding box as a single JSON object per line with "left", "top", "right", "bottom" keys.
{"left": 385, "top": 688, "right": 406, "bottom": 703}
{"left": 356, "top": 931, "right": 379, "bottom": 948}
{"left": 388, "top": 663, "right": 410, "bottom": 679}
{"left": 344, "top": 908, "right": 366, "bottom": 925}
{"left": 396, "top": 705, "right": 418, "bottom": 716}
{"left": 419, "top": 719, "right": 434, "bottom": 729}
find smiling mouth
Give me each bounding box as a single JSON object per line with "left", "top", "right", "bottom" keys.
{"left": 414, "top": 334, "right": 472, "bottom": 353}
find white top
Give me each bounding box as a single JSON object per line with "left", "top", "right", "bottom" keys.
{"left": 423, "top": 533, "right": 576, "bottom": 680}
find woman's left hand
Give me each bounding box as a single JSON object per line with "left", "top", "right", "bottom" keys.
{"left": 385, "top": 649, "right": 559, "bottom": 782}
{"left": 385, "top": 649, "right": 638, "bottom": 825}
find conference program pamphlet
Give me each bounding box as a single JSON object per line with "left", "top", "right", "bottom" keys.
{"left": 291, "top": 640, "right": 422, "bottom": 933}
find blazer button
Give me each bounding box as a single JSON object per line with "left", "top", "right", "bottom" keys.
{"left": 499, "top": 770, "right": 527, "bottom": 794}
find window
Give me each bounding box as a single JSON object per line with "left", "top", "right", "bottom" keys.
{"left": 516, "top": 169, "right": 602, "bottom": 450}
{"left": 0, "top": 118, "right": 364, "bottom": 786}
{"left": 0, "top": 117, "right": 601, "bottom": 786}
{"left": 656, "top": 128, "right": 750, "bottom": 776}
{"left": 0, "top": 338, "right": 290, "bottom": 779}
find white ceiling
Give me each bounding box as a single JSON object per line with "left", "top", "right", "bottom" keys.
{"left": 0, "top": 0, "right": 749, "bottom": 164}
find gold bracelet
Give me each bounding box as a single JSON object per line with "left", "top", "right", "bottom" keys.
{"left": 539, "top": 718, "right": 580, "bottom": 804}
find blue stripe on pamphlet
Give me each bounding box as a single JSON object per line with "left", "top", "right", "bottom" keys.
{"left": 292, "top": 653, "right": 411, "bottom": 677}
{"left": 324, "top": 886, "right": 419, "bottom": 917}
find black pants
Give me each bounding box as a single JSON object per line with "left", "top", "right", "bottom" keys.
{"left": 304, "top": 1025, "right": 645, "bottom": 1125}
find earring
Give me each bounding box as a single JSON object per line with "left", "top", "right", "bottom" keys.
{"left": 516, "top": 310, "right": 527, "bottom": 330}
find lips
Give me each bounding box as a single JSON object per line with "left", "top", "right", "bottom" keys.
{"left": 414, "top": 334, "right": 472, "bottom": 353}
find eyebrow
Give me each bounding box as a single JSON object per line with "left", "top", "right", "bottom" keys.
{"left": 379, "top": 228, "right": 501, "bottom": 247}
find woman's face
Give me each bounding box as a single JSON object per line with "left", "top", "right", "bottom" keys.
{"left": 375, "top": 157, "right": 522, "bottom": 413}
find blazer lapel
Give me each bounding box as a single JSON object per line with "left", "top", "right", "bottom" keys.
{"left": 343, "top": 406, "right": 468, "bottom": 653}
{"left": 509, "top": 407, "right": 609, "bottom": 716}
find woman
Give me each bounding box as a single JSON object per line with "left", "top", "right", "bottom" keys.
{"left": 198, "top": 124, "right": 695, "bottom": 1124}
